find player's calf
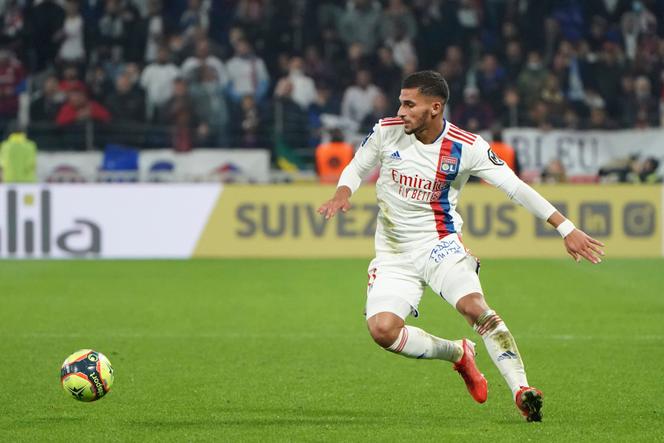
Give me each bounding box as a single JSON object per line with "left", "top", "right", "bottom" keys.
{"left": 473, "top": 309, "right": 530, "bottom": 399}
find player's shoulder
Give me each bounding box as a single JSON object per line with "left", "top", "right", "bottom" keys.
{"left": 444, "top": 122, "right": 490, "bottom": 150}
{"left": 376, "top": 116, "right": 406, "bottom": 140}
{"left": 379, "top": 116, "right": 405, "bottom": 127}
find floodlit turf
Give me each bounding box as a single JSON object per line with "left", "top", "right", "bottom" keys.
{"left": 0, "top": 258, "right": 663, "bottom": 442}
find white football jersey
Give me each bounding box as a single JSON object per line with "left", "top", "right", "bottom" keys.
{"left": 339, "top": 118, "right": 531, "bottom": 254}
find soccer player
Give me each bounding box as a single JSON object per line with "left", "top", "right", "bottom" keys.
{"left": 318, "top": 71, "right": 604, "bottom": 422}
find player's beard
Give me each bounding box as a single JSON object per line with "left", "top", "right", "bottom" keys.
{"left": 403, "top": 115, "right": 427, "bottom": 136}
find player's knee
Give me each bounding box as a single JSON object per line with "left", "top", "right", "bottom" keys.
{"left": 456, "top": 292, "right": 490, "bottom": 324}
{"left": 367, "top": 314, "right": 403, "bottom": 348}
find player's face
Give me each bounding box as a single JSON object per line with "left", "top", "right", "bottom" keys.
{"left": 397, "top": 88, "right": 442, "bottom": 135}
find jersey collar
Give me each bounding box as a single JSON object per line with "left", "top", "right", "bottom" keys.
{"left": 432, "top": 119, "right": 447, "bottom": 144}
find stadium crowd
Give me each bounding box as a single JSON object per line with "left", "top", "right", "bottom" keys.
{"left": 0, "top": 0, "right": 663, "bottom": 154}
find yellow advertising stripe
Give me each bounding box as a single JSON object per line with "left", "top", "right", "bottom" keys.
{"left": 193, "top": 184, "right": 662, "bottom": 258}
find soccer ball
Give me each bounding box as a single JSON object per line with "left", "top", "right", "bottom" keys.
{"left": 61, "top": 349, "right": 114, "bottom": 402}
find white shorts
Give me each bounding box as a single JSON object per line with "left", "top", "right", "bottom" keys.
{"left": 365, "top": 234, "right": 483, "bottom": 320}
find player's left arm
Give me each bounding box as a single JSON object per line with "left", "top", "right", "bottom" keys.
{"left": 470, "top": 138, "right": 605, "bottom": 264}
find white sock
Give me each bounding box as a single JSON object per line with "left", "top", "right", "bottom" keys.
{"left": 387, "top": 325, "right": 463, "bottom": 362}
{"left": 475, "top": 310, "right": 528, "bottom": 396}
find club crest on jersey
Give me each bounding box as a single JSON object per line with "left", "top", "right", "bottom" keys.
{"left": 440, "top": 156, "right": 458, "bottom": 173}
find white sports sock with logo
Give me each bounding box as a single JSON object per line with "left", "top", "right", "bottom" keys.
{"left": 387, "top": 325, "right": 463, "bottom": 362}
{"left": 475, "top": 310, "right": 528, "bottom": 396}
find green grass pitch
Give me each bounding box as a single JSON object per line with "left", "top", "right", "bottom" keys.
{"left": 0, "top": 258, "right": 663, "bottom": 442}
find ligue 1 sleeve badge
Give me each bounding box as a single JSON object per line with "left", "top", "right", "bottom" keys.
{"left": 440, "top": 156, "right": 458, "bottom": 173}
{"left": 488, "top": 148, "right": 505, "bottom": 166}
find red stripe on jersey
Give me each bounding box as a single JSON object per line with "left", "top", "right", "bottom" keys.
{"left": 446, "top": 131, "right": 474, "bottom": 145}
{"left": 449, "top": 123, "right": 476, "bottom": 137}
{"left": 430, "top": 138, "right": 454, "bottom": 238}
{"left": 381, "top": 122, "right": 405, "bottom": 126}
{"left": 448, "top": 128, "right": 475, "bottom": 144}
{"left": 449, "top": 125, "right": 477, "bottom": 142}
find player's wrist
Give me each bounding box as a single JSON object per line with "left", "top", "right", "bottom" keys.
{"left": 556, "top": 219, "right": 576, "bottom": 238}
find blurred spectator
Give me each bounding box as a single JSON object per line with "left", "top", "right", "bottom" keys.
{"left": 29, "top": 0, "right": 65, "bottom": 71}
{"left": 302, "top": 45, "right": 330, "bottom": 85}
{"left": 587, "top": 105, "right": 617, "bottom": 130}
{"left": 86, "top": 65, "right": 114, "bottom": 102}
{"left": 517, "top": 51, "right": 549, "bottom": 108}
{"left": 381, "top": 0, "right": 417, "bottom": 43}
{"left": 476, "top": 53, "right": 507, "bottom": 113}
{"left": 97, "top": 0, "right": 134, "bottom": 62}
{"left": 56, "top": 0, "right": 86, "bottom": 65}
{"left": 231, "top": 94, "right": 262, "bottom": 148}
{"left": 58, "top": 64, "right": 86, "bottom": 93}
{"left": 141, "top": 0, "right": 171, "bottom": 63}
{"left": 0, "top": 131, "right": 36, "bottom": 183}
{"left": 341, "top": 69, "right": 381, "bottom": 125}
{"left": 501, "top": 87, "right": 524, "bottom": 128}
{"left": 315, "top": 128, "right": 354, "bottom": 184}
{"left": 627, "top": 157, "right": 662, "bottom": 183}
{"left": 140, "top": 46, "right": 180, "bottom": 122}
{"left": 189, "top": 65, "right": 229, "bottom": 147}
{"left": 0, "top": 49, "right": 25, "bottom": 124}
{"left": 308, "top": 81, "right": 341, "bottom": 146}
{"left": 503, "top": 40, "right": 524, "bottom": 83}
{"left": 622, "top": 76, "right": 660, "bottom": 127}
{"left": 165, "top": 78, "right": 196, "bottom": 152}
{"left": 1, "top": 0, "right": 26, "bottom": 52}
{"left": 56, "top": 87, "right": 111, "bottom": 127}
{"left": 337, "top": 0, "right": 383, "bottom": 54}
{"left": 30, "top": 75, "right": 65, "bottom": 122}
{"left": 489, "top": 126, "right": 520, "bottom": 177}
{"left": 541, "top": 159, "right": 567, "bottom": 183}
{"left": 181, "top": 38, "right": 228, "bottom": 87}
{"left": 361, "top": 92, "right": 392, "bottom": 133}
{"left": 452, "top": 86, "right": 493, "bottom": 132}
{"left": 105, "top": 71, "right": 145, "bottom": 124}
{"left": 284, "top": 56, "right": 317, "bottom": 111}
{"left": 373, "top": 47, "right": 402, "bottom": 101}
{"left": 226, "top": 38, "right": 270, "bottom": 103}
{"left": 272, "top": 78, "right": 309, "bottom": 149}
{"left": 386, "top": 20, "right": 418, "bottom": 69}
{"left": 540, "top": 74, "right": 566, "bottom": 117}
{"left": 527, "top": 101, "right": 555, "bottom": 130}
{"left": 179, "top": 0, "right": 210, "bottom": 42}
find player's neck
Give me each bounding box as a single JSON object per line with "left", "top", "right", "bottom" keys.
{"left": 414, "top": 119, "right": 445, "bottom": 145}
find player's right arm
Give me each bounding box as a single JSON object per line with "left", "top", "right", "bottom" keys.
{"left": 318, "top": 123, "right": 382, "bottom": 219}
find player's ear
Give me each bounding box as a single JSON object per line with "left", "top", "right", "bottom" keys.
{"left": 431, "top": 100, "right": 442, "bottom": 118}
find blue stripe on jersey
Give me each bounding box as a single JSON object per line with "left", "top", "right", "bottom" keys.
{"left": 438, "top": 141, "right": 463, "bottom": 235}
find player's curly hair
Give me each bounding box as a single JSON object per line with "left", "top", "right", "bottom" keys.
{"left": 402, "top": 70, "right": 450, "bottom": 104}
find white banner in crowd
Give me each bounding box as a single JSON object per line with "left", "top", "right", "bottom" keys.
{"left": 0, "top": 184, "right": 221, "bottom": 258}
{"left": 36, "top": 149, "right": 270, "bottom": 183}
{"left": 503, "top": 128, "right": 664, "bottom": 177}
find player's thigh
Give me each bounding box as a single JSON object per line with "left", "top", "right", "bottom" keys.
{"left": 366, "top": 255, "right": 424, "bottom": 320}
{"left": 420, "top": 236, "right": 484, "bottom": 308}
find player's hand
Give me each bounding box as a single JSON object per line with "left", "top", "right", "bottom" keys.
{"left": 564, "top": 229, "right": 605, "bottom": 264}
{"left": 318, "top": 186, "right": 352, "bottom": 220}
